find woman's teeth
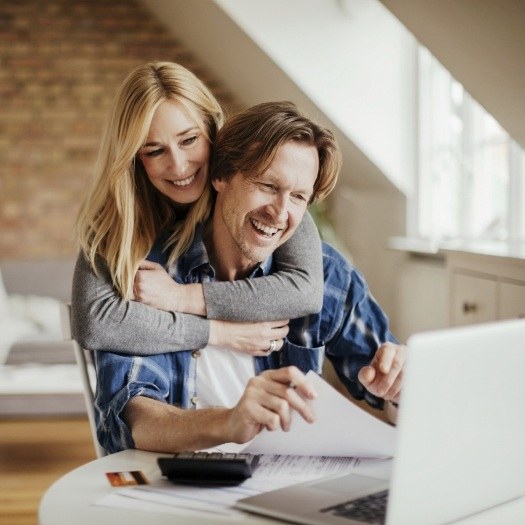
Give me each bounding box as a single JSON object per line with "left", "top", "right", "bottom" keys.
{"left": 171, "top": 174, "right": 196, "bottom": 187}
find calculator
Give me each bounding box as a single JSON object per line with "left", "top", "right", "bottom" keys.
{"left": 157, "top": 451, "right": 260, "bottom": 485}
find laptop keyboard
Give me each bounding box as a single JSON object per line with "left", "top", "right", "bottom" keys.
{"left": 320, "top": 489, "right": 388, "bottom": 524}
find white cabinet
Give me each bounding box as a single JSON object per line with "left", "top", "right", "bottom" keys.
{"left": 452, "top": 272, "right": 498, "bottom": 326}
{"left": 447, "top": 251, "right": 525, "bottom": 327}
{"left": 499, "top": 281, "right": 525, "bottom": 320}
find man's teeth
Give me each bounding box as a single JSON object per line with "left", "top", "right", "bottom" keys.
{"left": 251, "top": 219, "right": 279, "bottom": 236}
{"left": 171, "top": 174, "right": 196, "bottom": 187}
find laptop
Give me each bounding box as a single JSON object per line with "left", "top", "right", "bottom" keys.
{"left": 236, "top": 318, "right": 525, "bottom": 524}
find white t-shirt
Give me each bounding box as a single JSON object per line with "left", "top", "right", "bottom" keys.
{"left": 195, "top": 344, "right": 255, "bottom": 409}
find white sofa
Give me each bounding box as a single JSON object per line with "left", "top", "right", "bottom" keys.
{"left": 0, "top": 258, "right": 76, "bottom": 365}
{"left": 0, "top": 258, "right": 85, "bottom": 417}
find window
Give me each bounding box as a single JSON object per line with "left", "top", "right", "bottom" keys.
{"left": 413, "top": 47, "right": 524, "bottom": 243}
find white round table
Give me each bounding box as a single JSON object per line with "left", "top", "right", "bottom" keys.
{"left": 39, "top": 449, "right": 525, "bottom": 525}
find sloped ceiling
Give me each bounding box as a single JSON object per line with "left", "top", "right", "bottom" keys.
{"left": 138, "top": 0, "right": 400, "bottom": 192}
{"left": 380, "top": 0, "right": 525, "bottom": 148}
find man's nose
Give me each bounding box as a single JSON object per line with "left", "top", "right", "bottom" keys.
{"left": 268, "top": 194, "right": 289, "bottom": 223}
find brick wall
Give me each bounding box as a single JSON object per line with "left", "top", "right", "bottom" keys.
{"left": 0, "top": 0, "right": 240, "bottom": 260}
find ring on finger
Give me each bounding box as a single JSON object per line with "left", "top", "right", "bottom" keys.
{"left": 266, "top": 339, "right": 278, "bottom": 353}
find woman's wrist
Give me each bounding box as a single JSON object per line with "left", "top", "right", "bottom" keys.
{"left": 176, "top": 283, "right": 206, "bottom": 315}
{"left": 208, "top": 319, "right": 224, "bottom": 346}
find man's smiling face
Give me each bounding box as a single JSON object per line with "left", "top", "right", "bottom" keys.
{"left": 212, "top": 141, "right": 319, "bottom": 269}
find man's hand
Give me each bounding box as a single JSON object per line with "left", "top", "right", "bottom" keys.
{"left": 226, "top": 366, "right": 317, "bottom": 444}
{"left": 358, "top": 342, "right": 406, "bottom": 403}
{"left": 125, "top": 368, "right": 317, "bottom": 453}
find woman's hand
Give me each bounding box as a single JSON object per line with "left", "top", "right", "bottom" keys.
{"left": 134, "top": 260, "right": 208, "bottom": 315}
{"left": 133, "top": 260, "right": 182, "bottom": 312}
{"left": 209, "top": 319, "right": 289, "bottom": 356}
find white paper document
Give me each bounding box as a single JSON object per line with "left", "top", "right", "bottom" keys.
{"left": 96, "top": 454, "right": 363, "bottom": 520}
{"left": 241, "top": 371, "right": 396, "bottom": 458}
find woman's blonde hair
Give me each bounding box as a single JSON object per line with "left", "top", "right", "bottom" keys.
{"left": 77, "top": 61, "right": 224, "bottom": 299}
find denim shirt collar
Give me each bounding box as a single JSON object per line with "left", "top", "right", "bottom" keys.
{"left": 166, "top": 223, "right": 274, "bottom": 284}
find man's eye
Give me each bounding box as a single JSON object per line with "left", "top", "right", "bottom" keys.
{"left": 260, "top": 183, "right": 277, "bottom": 192}
{"left": 292, "top": 194, "right": 309, "bottom": 204}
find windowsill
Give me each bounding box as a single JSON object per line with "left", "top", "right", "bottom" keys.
{"left": 389, "top": 236, "right": 525, "bottom": 262}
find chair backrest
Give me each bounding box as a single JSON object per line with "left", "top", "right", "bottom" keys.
{"left": 60, "top": 302, "right": 106, "bottom": 458}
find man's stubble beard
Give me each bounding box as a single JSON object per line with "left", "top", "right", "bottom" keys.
{"left": 221, "top": 206, "right": 284, "bottom": 265}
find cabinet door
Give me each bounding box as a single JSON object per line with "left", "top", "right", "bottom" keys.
{"left": 499, "top": 281, "right": 525, "bottom": 320}
{"left": 452, "top": 273, "right": 497, "bottom": 326}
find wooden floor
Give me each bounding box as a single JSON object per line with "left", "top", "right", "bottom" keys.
{"left": 0, "top": 417, "right": 95, "bottom": 525}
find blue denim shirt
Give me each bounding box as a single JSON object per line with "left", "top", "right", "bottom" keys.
{"left": 94, "top": 227, "right": 397, "bottom": 453}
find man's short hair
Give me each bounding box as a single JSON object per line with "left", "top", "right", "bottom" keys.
{"left": 210, "top": 101, "right": 341, "bottom": 203}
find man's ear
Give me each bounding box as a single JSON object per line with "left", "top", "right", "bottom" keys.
{"left": 211, "top": 177, "right": 227, "bottom": 193}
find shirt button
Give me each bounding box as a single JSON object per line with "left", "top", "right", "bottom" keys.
{"left": 191, "top": 350, "right": 201, "bottom": 358}
{"left": 191, "top": 396, "right": 198, "bottom": 406}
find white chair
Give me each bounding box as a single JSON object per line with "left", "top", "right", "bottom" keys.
{"left": 60, "top": 302, "right": 106, "bottom": 458}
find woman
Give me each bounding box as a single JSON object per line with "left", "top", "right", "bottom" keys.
{"left": 72, "top": 61, "right": 327, "bottom": 356}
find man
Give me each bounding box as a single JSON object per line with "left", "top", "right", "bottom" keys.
{"left": 95, "top": 102, "right": 405, "bottom": 454}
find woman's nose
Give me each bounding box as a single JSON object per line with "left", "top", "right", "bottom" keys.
{"left": 168, "top": 149, "right": 188, "bottom": 176}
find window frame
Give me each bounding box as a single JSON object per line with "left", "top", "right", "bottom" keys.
{"left": 410, "top": 46, "right": 524, "bottom": 245}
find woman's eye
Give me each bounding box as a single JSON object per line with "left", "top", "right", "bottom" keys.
{"left": 145, "top": 149, "right": 163, "bottom": 157}
{"left": 181, "top": 135, "right": 198, "bottom": 146}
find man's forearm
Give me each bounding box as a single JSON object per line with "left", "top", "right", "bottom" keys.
{"left": 123, "top": 396, "right": 232, "bottom": 453}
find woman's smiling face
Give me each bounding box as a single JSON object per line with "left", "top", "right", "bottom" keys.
{"left": 138, "top": 100, "right": 211, "bottom": 206}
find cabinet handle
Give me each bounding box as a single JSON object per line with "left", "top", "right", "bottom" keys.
{"left": 462, "top": 302, "right": 478, "bottom": 314}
